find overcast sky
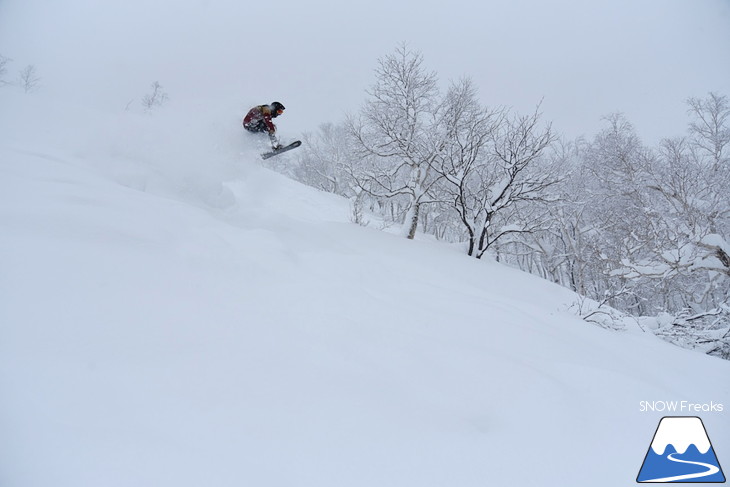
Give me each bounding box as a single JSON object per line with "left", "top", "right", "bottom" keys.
{"left": 2, "top": 0, "right": 729, "bottom": 143}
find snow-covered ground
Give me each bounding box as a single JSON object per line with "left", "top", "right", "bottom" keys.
{"left": 1, "top": 92, "right": 729, "bottom": 487}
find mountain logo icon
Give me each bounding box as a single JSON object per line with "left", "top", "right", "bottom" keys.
{"left": 637, "top": 416, "right": 725, "bottom": 483}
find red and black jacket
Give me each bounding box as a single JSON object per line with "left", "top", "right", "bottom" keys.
{"left": 243, "top": 105, "right": 276, "bottom": 133}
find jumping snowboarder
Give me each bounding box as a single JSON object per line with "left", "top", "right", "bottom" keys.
{"left": 243, "top": 101, "right": 285, "bottom": 148}
{"left": 242, "top": 101, "right": 301, "bottom": 159}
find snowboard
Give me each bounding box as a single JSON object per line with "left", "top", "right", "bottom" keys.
{"left": 261, "top": 140, "right": 302, "bottom": 160}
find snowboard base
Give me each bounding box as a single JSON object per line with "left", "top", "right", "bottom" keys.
{"left": 261, "top": 140, "right": 301, "bottom": 160}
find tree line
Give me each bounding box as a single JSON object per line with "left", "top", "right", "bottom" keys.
{"left": 270, "top": 45, "right": 729, "bottom": 360}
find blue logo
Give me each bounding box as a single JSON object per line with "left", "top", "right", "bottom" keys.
{"left": 637, "top": 416, "right": 725, "bottom": 483}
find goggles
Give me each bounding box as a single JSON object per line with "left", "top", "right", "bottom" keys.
{"left": 276, "top": 108, "right": 284, "bottom": 115}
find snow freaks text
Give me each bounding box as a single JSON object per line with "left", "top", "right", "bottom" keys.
{"left": 639, "top": 401, "right": 724, "bottom": 413}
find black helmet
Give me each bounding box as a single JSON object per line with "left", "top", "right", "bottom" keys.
{"left": 271, "top": 101, "right": 285, "bottom": 117}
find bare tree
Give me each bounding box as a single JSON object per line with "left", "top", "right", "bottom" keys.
{"left": 141, "top": 81, "right": 168, "bottom": 111}
{"left": 687, "top": 92, "right": 730, "bottom": 171}
{"left": 297, "top": 123, "right": 356, "bottom": 196}
{"left": 0, "top": 54, "right": 10, "bottom": 85}
{"left": 430, "top": 77, "right": 503, "bottom": 256}
{"left": 461, "top": 105, "right": 558, "bottom": 258}
{"left": 18, "top": 64, "right": 40, "bottom": 93}
{"left": 518, "top": 139, "right": 598, "bottom": 291}
{"left": 348, "top": 44, "right": 445, "bottom": 239}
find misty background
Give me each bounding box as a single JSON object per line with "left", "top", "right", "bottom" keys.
{"left": 1, "top": 0, "right": 729, "bottom": 142}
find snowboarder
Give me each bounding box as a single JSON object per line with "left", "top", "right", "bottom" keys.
{"left": 243, "top": 101, "right": 286, "bottom": 150}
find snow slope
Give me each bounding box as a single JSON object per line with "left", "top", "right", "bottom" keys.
{"left": 1, "top": 92, "right": 729, "bottom": 487}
